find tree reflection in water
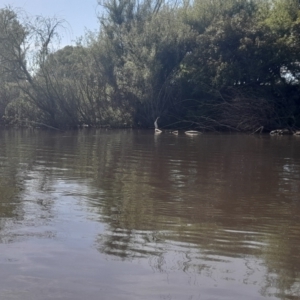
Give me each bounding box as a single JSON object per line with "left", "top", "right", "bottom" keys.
{"left": 0, "top": 129, "right": 300, "bottom": 299}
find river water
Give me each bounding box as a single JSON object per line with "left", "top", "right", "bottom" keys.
{"left": 0, "top": 129, "right": 300, "bottom": 300}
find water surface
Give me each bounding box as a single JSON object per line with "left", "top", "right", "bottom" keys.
{"left": 0, "top": 129, "right": 300, "bottom": 300}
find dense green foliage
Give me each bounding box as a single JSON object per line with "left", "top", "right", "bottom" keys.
{"left": 0, "top": 0, "right": 300, "bottom": 131}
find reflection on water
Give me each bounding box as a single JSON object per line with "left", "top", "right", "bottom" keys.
{"left": 0, "top": 129, "right": 300, "bottom": 300}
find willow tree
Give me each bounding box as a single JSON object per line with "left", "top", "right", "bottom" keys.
{"left": 0, "top": 7, "right": 69, "bottom": 128}
{"left": 0, "top": 8, "right": 26, "bottom": 123}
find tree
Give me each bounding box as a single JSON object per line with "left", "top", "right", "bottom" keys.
{"left": 0, "top": 7, "right": 26, "bottom": 123}
{"left": 95, "top": 0, "right": 196, "bottom": 127}
{"left": 1, "top": 1, "right": 300, "bottom": 131}
{"left": 0, "top": 7, "right": 72, "bottom": 128}
{"left": 179, "top": 0, "right": 300, "bottom": 131}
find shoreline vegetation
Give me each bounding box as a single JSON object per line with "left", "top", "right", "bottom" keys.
{"left": 0, "top": 0, "right": 300, "bottom": 133}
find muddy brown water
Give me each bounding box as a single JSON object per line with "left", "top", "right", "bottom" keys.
{"left": 0, "top": 129, "right": 300, "bottom": 300}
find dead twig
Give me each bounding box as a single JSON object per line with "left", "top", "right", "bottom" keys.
{"left": 251, "top": 126, "right": 264, "bottom": 135}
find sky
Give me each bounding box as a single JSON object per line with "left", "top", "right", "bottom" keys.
{"left": 0, "top": 0, "right": 101, "bottom": 47}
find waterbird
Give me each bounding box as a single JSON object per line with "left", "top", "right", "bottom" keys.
{"left": 184, "top": 130, "right": 201, "bottom": 136}
{"left": 155, "top": 128, "right": 162, "bottom": 134}
{"left": 154, "top": 117, "right": 162, "bottom": 134}
{"left": 165, "top": 129, "right": 178, "bottom": 135}
{"left": 270, "top": 129, "right": 290, "bottom": 135}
